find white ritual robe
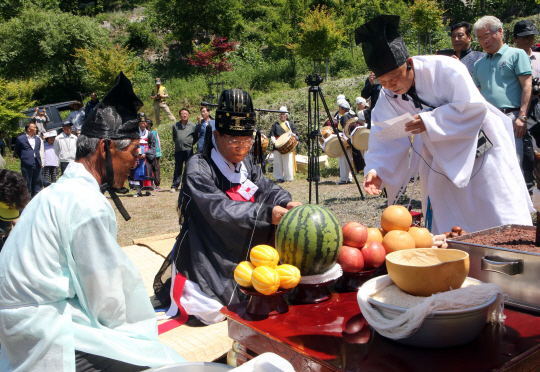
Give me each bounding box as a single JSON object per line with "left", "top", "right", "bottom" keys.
{"left": 365, "top": 56, "right": 533, "bottom": 234}
{"left": 0, "top": 162, "right": 184, "bottom": 371}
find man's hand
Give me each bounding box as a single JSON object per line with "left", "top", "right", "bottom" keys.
{"left": 514, "top": 117, "right": 527, "bottom": 138}
{"left": 286, "top": 201, "right": 302, "bottom": 210}
{"left": 363, "top": 171, "right": 382, "bottom": 195}
{"left": 369, "top": 72, "right": 376, "bottom": 85}
{"left": 405, "top": 114, "right": 426, "bottom": 134}
{"left": 450, "top": 55, "right": 459, "bottom": 60}
{"left": 272, "top": 205, "right": 289, "bottom": 225}
{"left": 197, "top": 115, "right": 201, "bottom": 124}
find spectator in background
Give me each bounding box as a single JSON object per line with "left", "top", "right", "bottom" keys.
{"left": 171, "top": 108, "right": 197, "bottom": 192}
{"left": 132, "top": 113, "right": 156, "bottom": 197}
{"left": 0, "top": 132, "right": 5, "bottom": 157}
{"left": 146, "top": 119, "right": 163, "bottom": 191}
{"left": 15, "top": 123, "right": 43, "bottom": 197}
{"left": 446, "top": 22, "right": 485, "bottom": 75}
{"left": 32, "top": 107, "right": 49, "bottom": 138}
{"left": 67, "top": 101, "right": 85, "bottom": 135}
{"left": 84, "top": 92, "right": 100, "bottom": 117}
{"left": 196, "top": 106, "right": 214, "bottom": 153}
{"left": 269, "top": 106, "right": 298, "bottom": 183}
{"left": 0, "top": 169, "right": 31, "bottom": 252}
{"left": 42, "top": 131, "right": 59, "bottom": 186}
{"left": 355, "top": 96, "right": 371, "bottom": 127}
{"left": 54, "top": 122, "right": 77, "bottom": 175}
{"left": 472, "top": 16, "right": 532, "bottom": 174}
{"left": 151, "top": 78, "right": 176, "bottom": 126}
{"left": 361, "top": 71, "right": 382, "bottom": 109}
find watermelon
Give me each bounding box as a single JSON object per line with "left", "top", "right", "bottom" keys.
{"left": 275, "top": 204, "right": 343, "bottom": 276}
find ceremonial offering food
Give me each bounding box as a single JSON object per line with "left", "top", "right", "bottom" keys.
{"left": 366, "top": 227, "right": 384, "bottom": 244}
{"left": 251, "top": 266, "right": 281, "bottom": 295}
{"left": 275, "top": 264, "right": 301, "bottom": 289}
{"left": 250, "top": 245, "right": 279, "bottom": 268}
{"left": 361, "top": 241, "right": 386, "bottom": 269}
{"left": 408, "top": 227, "right": 433, "bottom": 248}
{"left": 386, "top": 248, "right": 469, "bottom": 296}
{"left": 381, "top": 205, "right": 412, "bottom": 232}
{"left": 234, "top": 261, "right": 256, "bottom": 288}
{"left": 342, "top": 222, "right": 368, "bottom": 248}
{"left": 276, "top": 204, "right": 343, "bottom": 275}
{"left": 337, "top": 245, "right": 365, "bottom": 272}
{"left": 382, "top": 230, "right": 416, "bottom": 254}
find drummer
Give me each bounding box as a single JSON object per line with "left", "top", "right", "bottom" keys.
{"left": 355, "top": 96, "right": 371, "bottom": 128}
{"left": 336, "top": 98, "right": 355, "bottom": 184}
{"left": 269, "top": 106, "right": 299, "bottom": 182}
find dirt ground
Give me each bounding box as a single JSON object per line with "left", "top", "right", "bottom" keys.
{"left": 112, "top": 170, "right": 423, "bottom": 247}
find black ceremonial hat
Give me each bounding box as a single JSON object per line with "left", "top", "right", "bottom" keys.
{"left": 355, "top": 15, "right": 410, "bottom": 77}
{"left": 215, "top": 89, "right": 256, "bottom": 136}
{"left": 81, "top": 72, "right": 143, "bottom": 140}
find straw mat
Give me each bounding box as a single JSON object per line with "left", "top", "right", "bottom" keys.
{"left": 122, "top": 245, "right": 164, "bottom": 297}
{"left": 133, "top": 233, "right": 177, "bottom": 258}
{"left": 158, "top": 320, "right": 231, "bottom": 362}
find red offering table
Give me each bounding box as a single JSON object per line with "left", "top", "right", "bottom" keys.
{"left": 221, "top": 292, "right": 540, "bottom": 372}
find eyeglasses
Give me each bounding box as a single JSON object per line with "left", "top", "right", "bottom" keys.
{"left": 224, "top": 137, "right": 254, "bottom": 148}
{"left": 478, "top": 31, "right": 496, "bottom": 42}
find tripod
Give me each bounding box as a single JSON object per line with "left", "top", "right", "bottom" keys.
{"left": 305, "top": 74, "right": 365, "bottom": 204}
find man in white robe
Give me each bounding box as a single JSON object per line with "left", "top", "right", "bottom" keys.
{"left": 0, "top": 73, "right": 185, "bottom": 371}
{"left": 356, "top": 15, "right": 533, "bottom": 234}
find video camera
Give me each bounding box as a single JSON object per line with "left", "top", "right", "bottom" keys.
{"left": 305, "top": 74, "right": 324, "bottom": 87}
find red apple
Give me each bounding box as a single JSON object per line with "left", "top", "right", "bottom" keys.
{"left": 337, "top": 245, "right": 364, "bottom": 272}
{"left": 361, "top": 241, "right": 386, "bottom": 269}
{"left": 342, "top": 222, "right": 368, "bottom": 248}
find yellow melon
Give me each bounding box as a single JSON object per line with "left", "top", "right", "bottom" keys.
{"left": 234, "top": 261, "right": 256, "bottom": 288}
{"left": 381, "top": 205, "right": 412, "bottom": 232}
{"left": 408, "top": 227, "right": 433, "bottom": 248}
{"left": 250, "top": 245, "right": 279, "bottom": 268}
{"left": 275, "top": 264, "right": 301, "bottom": 289}
{"left": 251, "top": 266, "right": 281, "bottom": 295}
{"left": 382, "top": 230, "right": 416, "bottom": 254}
{"left": 366, "top": 227, "right": 384, "bottom": 244}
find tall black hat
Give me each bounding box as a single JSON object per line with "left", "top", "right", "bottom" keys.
{"left": 81, "top": 72, "right": 143, "bottom": 221}
{"left": 215, "top": 89, "right": 256, "bottom": 136}
{"left": 355, "top": 15, "right": 410, "bottom": 77}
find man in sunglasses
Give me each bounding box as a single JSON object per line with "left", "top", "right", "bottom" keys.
{"left": 154, "top": 89, "right": 301, "bottom": 325}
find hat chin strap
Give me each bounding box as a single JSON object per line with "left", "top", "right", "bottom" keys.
{"left": 100, "top": 139, "right": 131, "bottom": 221}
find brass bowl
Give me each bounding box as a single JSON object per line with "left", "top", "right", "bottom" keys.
{"left": 386, "top": 248, "right": 469, "bottom": 296}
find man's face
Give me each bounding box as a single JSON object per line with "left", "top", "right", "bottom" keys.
{"left": 139, "top": 121, "right": 147, "bottom": 131}
{"left": 201, "top": 107, "right": 210, "bottom": 120}
{"left": 477, "top": 26, "right": 504, "bottom": 54}
{"left": 63, "top": 125, "right": 73, "bottom": 135}
{"left": 451, "top": 27, "right": 472, "bottom": 52}
{"left": 38, "top": 111, "right": 44, "bottom": 117}
{"left": 279, "top": 113, "right": 288, "bottom": 122}
{"left": 357, "top": 103, "right": 366, "bottom": 111}
{"left": 90, "top": 93, "right": 97, "bottom": 102}
{"left": 27, "top": 123, "right": 36, "bottom": 136}
{"left": 214, "top": 131, "right": 253, "bottom": 164}
{"left": 513, "top": 34, "right": 536, "bottom": 51}
{"left": 180, "top": 110, "right": 189, "bottom": 122}
{"left": 377, "top": 62, "right": 414, "bottom": 95}
{"left": 338, "top": 106, "right": 347, "bottom": 115}
{"left": 111, "top": 139, "right": 139, "bottom": 188}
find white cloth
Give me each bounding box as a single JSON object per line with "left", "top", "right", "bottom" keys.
{"left": 232, "top": 353, "right": 295, "bottom": 372}
{"left": 338, "top": 148, "right": 353, "bottom": 182}
{"left": 67, "top": 109, "right": 85, "bottom": 131}
{"left": 26, "top": 133, "right": 36, "bottom": 153}
{"left": 54, "top": 133, "right": 77, "bottom": 163}
{"left": 533, "top": 188, "right": 540, "bottom": 211}
{"left": 273, "top": 150, "right": 294, "bottom": 181}
{"left": 366, "top": 56, "right": 533, "bottom": 234}
{"left": 337, "top": 94, "right": 345, "bottom": 101}
{"left": 337, "top": 98, "right": 350, "bottom": 109}
{"left": 0, "top": 162, "right": 185, "bottom": 371}
{"left": 211, "top": 147, "right": 248, "bottom": 184}
{"left": 357, "top": 275, "right": 505, "bottom": 340}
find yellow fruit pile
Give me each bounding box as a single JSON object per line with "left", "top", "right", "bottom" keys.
{"left": 380, "top": 205, "right": 433, "bottom": 254}
{"left": 233, "top": 245, "right": 301, "bottom": 295}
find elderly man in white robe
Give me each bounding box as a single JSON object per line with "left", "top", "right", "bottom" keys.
{"left": 355, "top": 15, "right": 533, "bottom": 234}
{"left": 0, "top": 73, "right": 185, "bottom": 372}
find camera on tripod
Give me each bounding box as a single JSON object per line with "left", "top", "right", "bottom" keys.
{"left": 533, "top": 77, "right": 540, "bottom": 96}
{"left": 305, "top": 74, "right": 324, "bottom": 87}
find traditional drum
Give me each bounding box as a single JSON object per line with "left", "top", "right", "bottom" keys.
{"left": 318, "top": 127, "right": 348, "bottom": 158}
{"left": 351, "top": 126, "right": 370, "bottom": 151}
{"left": 343, "top": 117, "right": 363, "bottom": 139}
{"left": 318, "top": 126, "right": 335, "bottom": 148}
{"left": 252, "top": 133, "right": 269, "bottom": 157}
{"left": 275, "top": 132, "right": 298, "bottom": 154}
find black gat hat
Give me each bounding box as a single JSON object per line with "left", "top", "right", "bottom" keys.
{"left": 215, "top": 89, "right": 256, "bottom": 136}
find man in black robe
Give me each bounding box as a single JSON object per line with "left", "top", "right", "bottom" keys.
{"left": 155, "top": 89, "right": 301, "bottom": 325}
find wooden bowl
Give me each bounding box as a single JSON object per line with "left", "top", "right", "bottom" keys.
{"left": 386, "top": 248, "right": 469, "bottom": 296}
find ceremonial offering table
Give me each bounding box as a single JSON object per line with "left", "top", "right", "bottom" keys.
{"left": 221, "top": 292, "right": 540, "bottom": 372}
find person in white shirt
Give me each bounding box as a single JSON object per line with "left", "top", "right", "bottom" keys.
{"left": 42, "top": 131, "right": 59, "bottom": 185}
{"left": 67, "top": 101, "right": 85, "bottom": 134}
{"left": 54, "top": 122, "right": 77, "bottom": 175}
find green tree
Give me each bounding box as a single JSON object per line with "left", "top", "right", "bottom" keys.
{"left": 150, "top": 0, "right": 241, "bottom": 47}
{"left": 0, "top": 79, "right": 36, "bottom": 133}
{"left": 410, "top": 0, "right": 444, "bottom": 36}
{"left": 0, "top": 8, "right": 109, "bottom": 88}
{"left": 75, "top": 45, "right": 138, "bottom": 96}
{"left": 0, "top": 0, "right": 60, "bottom": 21}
